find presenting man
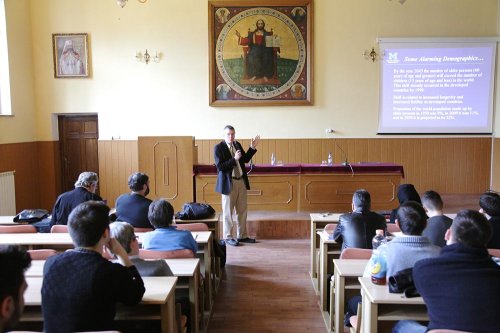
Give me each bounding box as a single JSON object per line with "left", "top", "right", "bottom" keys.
{"left": 214, "top": 125, "right": 260, "bottom": 246}
{"left": 115, "top": 172, "right": 153, "bottom": 229}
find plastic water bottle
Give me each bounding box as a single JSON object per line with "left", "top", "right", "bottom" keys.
{"left": 327, "top": 152, "right": 333, "bottom": 166}
{"left": 271, "top": 153, "right": 276, "bottom": 166}
{"left": 370, "top": 229, "right": 387, "bottom": 285}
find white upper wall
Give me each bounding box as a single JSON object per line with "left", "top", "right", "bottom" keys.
{"left": 2, "top": 0, "right": 499, "bottom": 143}
{"left": 0, "top": 0, "right": 36, "bottom": 143}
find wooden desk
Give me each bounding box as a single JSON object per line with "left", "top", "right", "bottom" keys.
{"left": 22, "top": 276, "right": 178, "bottom": 333}
{"left": 174, "top": 214, "right": 220, "bottom": 240}
{"left": 0, "top": 232, "right": 74, "bottom": 249}
{"left": 359, "top": 277, "right": 428, "bottom": 333}
{"left": 310, "top": 213, "right": 341, "bottom": 291}
{"left": 317, "top": 231, "right": 341, "bottom": 329}
{"left": 2, "top": 230, "right": 216, "bottom": 316}
{"left": 25, "top": 258, "right": 202, "bottom": 333}
{"left": 331, "top": 259, "right": 368, "bottom": 333}
{"left": 195, "top": 164, "right": 403, "bottom": 212}
{"left": 0, "top": 215, "right": 16, "bottom": 225}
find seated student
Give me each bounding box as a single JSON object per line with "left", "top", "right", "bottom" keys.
{"left": 110, "top": 221, "right": 191, "bottom": 331}
{"left": 0, "top": 245, "right": 31, "bottom": 333}
{"left": 110, "top": 221, "right": 173, "bottom": 276}
{"left": 389, "top": 183, "right": 421, "bottom": 224}
{"left": 333, "top": 189, "right": 387, "bottom": 251}
{"left": 142, "top": 199, "right": 198, "bottom": 254}
{"left": 394, "top": 210, "right": 500, "bottom": 333}
{"left": 421, "top": 190, "right": 452, "bottom": 247}
{"left": 479, "top": 191, "right": 500, "bottom": 249}
{"left": 115, "top": 172, "right": 153, "bottom": 229}
{"left": 42, "top": 201, "right": 145, "bottom": 333}
{"left": 51, "top": 171, "right": 102, "bottom": 227}
{"left": 345, "top": 201, "right": 440, "bottom": 327}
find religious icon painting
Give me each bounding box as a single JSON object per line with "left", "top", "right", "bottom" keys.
{"left": 52, "top": 33, "right": 90, "bottom": 78}
{"left": 209, "top": 1, "right": 313, "bottom": 106}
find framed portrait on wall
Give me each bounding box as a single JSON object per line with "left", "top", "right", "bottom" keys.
{"left": 209, "top": 0, "right": 313, "bottom": 106}
{"left": 52, "top": 33, "right": 90, "bottom": 78}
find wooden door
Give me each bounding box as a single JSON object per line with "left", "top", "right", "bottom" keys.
{"left": 58, "top": 115, "right": 99, "bottom": 193}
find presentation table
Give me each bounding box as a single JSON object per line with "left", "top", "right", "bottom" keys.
{"left": 194, "top": 163, "right": 403, "bottom": 212}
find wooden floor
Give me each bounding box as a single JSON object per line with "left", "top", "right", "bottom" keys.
{"left": 207, "top": 194, "right": 480, "bottom": 333}
{"left": 208, "top": 239, "right": 325, "bottom": 333}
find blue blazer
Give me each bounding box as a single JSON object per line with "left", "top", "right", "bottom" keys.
{"left": 214, "top": 140, "right": 257, "bottom": 195}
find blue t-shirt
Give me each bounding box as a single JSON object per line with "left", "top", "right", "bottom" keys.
{"left": 142, "top": 227, "right": 198, "bottom": 254}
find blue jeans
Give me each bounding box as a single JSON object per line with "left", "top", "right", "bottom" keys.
{"left": 392, "top": 320, "right": 427, "bottom": 333}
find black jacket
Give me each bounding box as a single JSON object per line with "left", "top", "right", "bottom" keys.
{"left": 333, "top": 210, "right": 387, "bottom": 251}
{"left": 51, "top": 187, "right": 102, "bottom": 226}
{"left": 214, "top": 140, "right": 256, "bottom": 195}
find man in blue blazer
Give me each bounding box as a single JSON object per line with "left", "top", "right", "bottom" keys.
{"left": 214, "top": 125, "right": 260, "bottom": 246}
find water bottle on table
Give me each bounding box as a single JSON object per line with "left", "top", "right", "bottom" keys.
{"left": 370, "top": 229, "right": 387, "bottom": 285}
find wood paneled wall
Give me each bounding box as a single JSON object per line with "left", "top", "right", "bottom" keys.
{"left": 0, "top": 137, "right": 494, "bottom": 213}
{"left": 98, "top": 140, "right": 138, "bottom": 206}
{"left": 492, "top": 138, "right": 500, "bottom": 192}
{"left": 196, "top": 138, "right": 492, "bottom": 194}
{"left": 0, "top": 142, "right": 59, "bottom": 211}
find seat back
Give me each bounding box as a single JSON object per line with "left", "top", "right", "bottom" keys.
{"left": 50, "top": 225, "right": 69, "bottom": 233}
{"left": 427, "top": 329, "right": 471, "bottom": 333}
{"left": 139, "top": 249, "right": 195, "bottom": 259}
{"left": 175, "top": 223, "right": 209, "bottom": 232}
{"left": 133, "top": 227, "right": 154, "bottom": 233}
{"left": 324, "top": 223, "right": 337, "bottom": 232}
{"left": 340, "top": 248, "right": 372, "bottom": 259}
{"left": 0, "top": 225, "right": 37, "bottom": 233}
{"left": 487, "top": 248, "right": 500, "bottom": 257}
{"left": 386, "top": 223, "right": 401, "bottom": 233}
{"left": 28, "top": 249, "right": 57, "bottom": 260}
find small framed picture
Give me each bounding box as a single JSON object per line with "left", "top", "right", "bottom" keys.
{"left": 52, "top": 33, "right": 90, "bottom": 78}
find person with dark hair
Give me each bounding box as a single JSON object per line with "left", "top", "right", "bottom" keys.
{"left": 345, "top": 201, "right": 440, "bottom": 328}
{"left": 389, "top": 183, "right": 421, "bottom": 224}
{"left": 0, "top": 245, "right": 31, "bottom": 333}
{"left": 214, "top": 125, "right": 260, "bottom": 246}
{"left": 364, "top": 201, "right": 440, "bottom": 278}
{"left": 421, "top": 190, "right": 452, "bottom": 247}
{"left": 42, "top": 201, "right": 145, "bottom": 333}
{"left": 393, "top": 210, "right": 500, "bottom": 333}
{"left": 333, "top": 189, "right": 387, "bottom": 251}
{"left": 51, "top": 171, "right": 102, "bottom": 227}
{"left": 479, "top": 191, "right": 500, "bottom": 249}
{"left": 141, "top": 199, "right": 197, "bottom": 254}
{"left": 115, "top": 172, "right": 153, "bottom": 229}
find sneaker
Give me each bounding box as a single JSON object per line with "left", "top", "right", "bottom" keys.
{"left": 225, "top": 238, "right": 239, "bottom": 246}
{"left": 237, "top": 237, "right": 256, "bottom": 243}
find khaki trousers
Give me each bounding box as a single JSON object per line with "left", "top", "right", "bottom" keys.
{"left": 221, "top": 178, "right": 248, "bottom": 239}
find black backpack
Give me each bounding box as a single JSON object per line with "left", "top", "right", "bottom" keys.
{"left": 175, "top": 202, "right": 215, "bottom": 220}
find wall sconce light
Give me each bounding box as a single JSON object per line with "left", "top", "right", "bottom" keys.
{"left": 136, "top": 49, "right": 160, "bottom": 64}
{"left": 362, "top": 47, "right": 378, "bottom": 62}
{"left": 116, "top": 0, "right": 147, "bottom": 8}
{"left": 389, "top": 0, "right": 408, "bottom": 4}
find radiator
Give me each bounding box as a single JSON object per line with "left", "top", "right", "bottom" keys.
{"left": 0, "top": 171, "right": 16, "bottom": 215}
